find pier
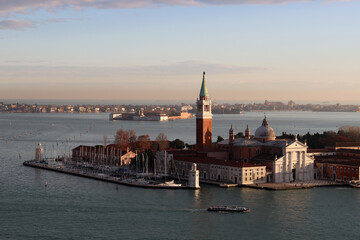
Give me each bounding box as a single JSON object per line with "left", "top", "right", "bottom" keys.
{"left": 23, "top": 160, "right": 198, "bottom": 190}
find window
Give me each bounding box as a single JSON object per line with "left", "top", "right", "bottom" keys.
{"left": 204, "top": 105, "right": 210, "bottom": 111}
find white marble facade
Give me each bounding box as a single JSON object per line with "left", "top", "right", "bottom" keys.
{"left": 273, "top": 140, "right": 314, "bottom": 183}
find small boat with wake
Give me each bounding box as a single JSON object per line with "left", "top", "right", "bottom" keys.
{"left": 207, "top": 205, "right": 250, "bottom": 213}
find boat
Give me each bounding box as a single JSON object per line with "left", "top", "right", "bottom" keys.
{"left": 207, "top": 206, "right": 250, "bottom": 213}
{"left": 349, "top": 180, "right": 360, "bottom": 188}
{"left": 219, "top": 183, "right": 238, "bottom": 188}
{"left": 157, "top": 180, "right": 182, "bottom": 187}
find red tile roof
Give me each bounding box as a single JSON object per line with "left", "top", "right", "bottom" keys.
{"left": 174, "top": 155, "right": 264, "bottom": 168}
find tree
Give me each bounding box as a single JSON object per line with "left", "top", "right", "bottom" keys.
{"left": 216, "top": 136, "right": 224, "bottom": 143}
{"left": 170, "top": 139, "right": 185, "bottom": 149}
{"left": 128, "top": 130, "right": 137, "bottom": 149}
{"left": 235, "top": 132, "right": 244, "bottom": 139}
{"left": 338, "top": 126, "right": 360, "bottom": 141}
{"left": 114, "top": 129, "right": 137, "bottom": 151}
{"left": 114, "top": 129, "right": 129, "bottom": 149}
{"left": 137, "top": 134, "right": 151, "bottom": 152}
{"left": 156, "top": 132, "right": 169, "bottom": 150}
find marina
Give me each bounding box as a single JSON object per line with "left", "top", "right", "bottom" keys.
{"left": 23, "top": 159, "right": 198, "bottom": 189}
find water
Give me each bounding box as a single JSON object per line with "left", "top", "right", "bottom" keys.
{"left": 1, "top": 112, "right": 360, "bottom": 239}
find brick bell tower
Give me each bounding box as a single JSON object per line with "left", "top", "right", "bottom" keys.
{"left": 196, "top": 72, "right": 212, "bottom": 151}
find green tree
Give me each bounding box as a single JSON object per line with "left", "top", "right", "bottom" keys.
{"left": 235, "top": 132, "right": 244, "bottom": 139}
{"left": 216, "top": 136, "right": 224, "bottom": 143}
{"left": 170, "top": 139, "right": 185, "bottom": 149}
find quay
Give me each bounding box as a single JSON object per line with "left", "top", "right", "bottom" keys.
{"left": 23, "top": 160, "right": 198, "bottom": 190}
{"left": 177, "top": 175, "right": 348, "bottom": 190}
{"left": 245, "top": 181, "right": 348, "bottom": 190}
{"left": 24, "top": 160, "right": 350, "bottom": 191}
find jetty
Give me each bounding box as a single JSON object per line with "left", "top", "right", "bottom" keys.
{"left": 23, "top": 160, "right": 198, "bottom": 190}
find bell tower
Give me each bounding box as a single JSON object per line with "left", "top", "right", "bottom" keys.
{"left": 196, "top": 72, "right": 212, "bottom": 151}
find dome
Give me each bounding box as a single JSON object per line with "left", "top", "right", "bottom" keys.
{"left": 254, "top": 117, "right": 275, "bottom": 142}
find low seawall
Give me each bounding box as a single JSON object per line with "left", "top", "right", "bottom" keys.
{"left": 23, "top": 160, "right": 197, "bottom": 190}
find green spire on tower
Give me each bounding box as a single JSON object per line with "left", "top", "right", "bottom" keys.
{"left": 199, "top": 72, "right": 208, "bottom": 97}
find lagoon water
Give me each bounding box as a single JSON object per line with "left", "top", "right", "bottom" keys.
{"left": 1, "top": 112, "right": 360, "bottom": 240}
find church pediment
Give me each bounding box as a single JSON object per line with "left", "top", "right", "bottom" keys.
{"left": 286, "top": 140, "right": 307, "bottom": 149}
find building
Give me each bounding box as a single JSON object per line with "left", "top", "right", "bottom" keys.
{"left": 170, "top": 73, "right": 267, "bottom": 185}
{"left": 196, "top": 72, "right": 212, "bottom": 151}
{"left": 315, "top": 149, "right": 360, "bottom": 181}
{"left": 218, "top": 121, "right": 315, "bottom": 183}
{"left": 170, "top": 72, "right": 315, "bottom": 184}
{"left": 173, "top": 153, "right": 267, "bottom": 185}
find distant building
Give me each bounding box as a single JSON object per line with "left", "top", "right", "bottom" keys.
{"left": 181, "top": 105, "right": 193, "bottom": 112}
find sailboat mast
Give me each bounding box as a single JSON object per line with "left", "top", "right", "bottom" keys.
{"left": 164, "top": 151, "right": 167, "bottom": 181}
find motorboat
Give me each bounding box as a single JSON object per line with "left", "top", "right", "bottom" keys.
{"left": 207, "top": 205, "right": 250, "bottom": 213}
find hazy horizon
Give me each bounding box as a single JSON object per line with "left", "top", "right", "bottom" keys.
{"left": 1, "top": 1, "right": 359, "bottom": 102}
{"left": 2, "top": 98, "right": 360, "bottom": 106}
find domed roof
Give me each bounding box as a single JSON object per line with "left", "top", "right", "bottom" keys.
{"left": 255, "top": 117, "right": 275, "bottom": 140}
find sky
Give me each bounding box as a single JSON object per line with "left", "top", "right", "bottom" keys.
{"left": 1, "top": 0, "right": 360, "bottom": 104}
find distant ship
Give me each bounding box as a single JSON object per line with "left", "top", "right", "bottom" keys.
{"left": 109, "top": 112, "right": 168, "bottom": 121}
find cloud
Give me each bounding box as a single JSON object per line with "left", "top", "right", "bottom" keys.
{"left": 0, "top": 19, "right": 35, "bottom": 30}
{"left": 0, "top": 0, "right": 353, "bottom": 17}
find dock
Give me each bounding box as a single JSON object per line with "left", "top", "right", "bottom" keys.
{"left": 245, "top": 181, "right": 348, "bottom": 190}
{"left": 23, "top": 160, "right": 198, "bottom": 190}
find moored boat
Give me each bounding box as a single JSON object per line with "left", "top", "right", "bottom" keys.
{"left": 349, "top": 180, "right": 360, "bottom": 188}
{"left": 207, "top": 206, "right": 250, "bottom": 213}
{"left": 157, "top": 180, "right": 182, "bottom": 187}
